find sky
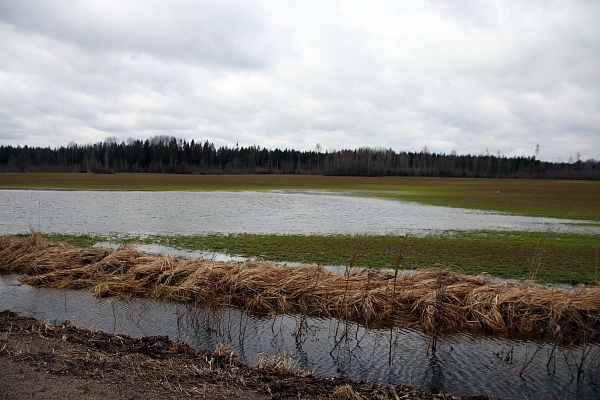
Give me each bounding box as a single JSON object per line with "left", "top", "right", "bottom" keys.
{"left": 0, "top": 1, "right": 598, "bottom": 162}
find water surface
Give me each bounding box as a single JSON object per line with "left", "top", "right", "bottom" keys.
{"left": 1, "top": 189, "right": 597, "bottom": 236}
{"left": 0, "top": 274, "right": 597, "bottom": 400}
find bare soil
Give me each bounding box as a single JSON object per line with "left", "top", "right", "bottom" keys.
{"left": 0, "top": 310, "right": 494, "bottom": 400}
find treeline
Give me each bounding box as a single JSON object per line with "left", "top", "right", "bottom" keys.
{"left": 0, "top": 136, "right": 598, "bottom": 179}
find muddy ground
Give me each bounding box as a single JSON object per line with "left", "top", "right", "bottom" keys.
{"left": 0, "top": 310, "right": 494, "bottom": 400}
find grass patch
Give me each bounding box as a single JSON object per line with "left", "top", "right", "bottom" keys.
{"left": 2, "top": 173, "right": 600, "bottom": 221}
{"left": 40, "top": 233, "right": 107, "bottom": 248}
{"left": 44, "top": 231, "right": 600, "bottom": 286}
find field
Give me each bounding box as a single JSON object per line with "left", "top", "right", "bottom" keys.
{"left": 2, "top": 172, "right": 599, "bottom": 285}
{"left": 2, "top": 174, "right": 600, "bottom": 398}
{"left": 1, "top": 172, "right": 600, "bottom": 220}
{"left": 46, "top": 231, "right": 599, "bottom": 285}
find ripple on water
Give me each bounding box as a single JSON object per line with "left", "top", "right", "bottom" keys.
{"left": 0, "top": 273, "right": 598, "bottom": 400}
{"left": 1, "top": 189, "right": 599, "bottom": 235}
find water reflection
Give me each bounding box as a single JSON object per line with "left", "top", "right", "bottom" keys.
{"left": 1, "top": 189, "right": 598, "bottom": 236}
{"left": 424, "top": 351, "right": 444, "bottom": 394}
{"left": 1, "top": 273, "right": 598, "bottom": 400}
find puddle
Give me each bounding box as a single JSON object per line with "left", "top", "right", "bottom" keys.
{"left": 1, "top": 273, "right": 598, "bottom": 400}
{"left": 94, "top": 242, "right": 249, "bottom": 263}
{"left": 93, "top": 241, "right": 355, "bottom": 275}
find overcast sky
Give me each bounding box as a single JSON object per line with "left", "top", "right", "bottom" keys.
{"left": 1, "top": 0, "right": 598, "bottom": 161}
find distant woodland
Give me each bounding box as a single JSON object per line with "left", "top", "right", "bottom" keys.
{"left": 1, "top": 136, "right": 598, "bottom": 180}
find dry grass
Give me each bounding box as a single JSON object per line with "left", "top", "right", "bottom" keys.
{"left": 213, "top": 342, "right": 236, "bottom": 358}
{"left": 332, "top": 384, "right": 361, "bottom": 400}
{"left": 1, "top": 234, "right": 599, "bottom": 344}
{"left": 255, "top": 350, "right": 308, "bottom": 376}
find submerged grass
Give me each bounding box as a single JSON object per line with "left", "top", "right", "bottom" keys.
{"left": 2, "top": 173, "right": 599, "bottom": 221}
{"left": 44, "top": 231, "right": 599, "bottom": 286}
{"left": 2, "top": 233, "right": 599, "bottom": 345}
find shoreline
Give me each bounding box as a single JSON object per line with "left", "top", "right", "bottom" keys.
{"left": 0, "top": 310, "right": 492, "bottom": 400}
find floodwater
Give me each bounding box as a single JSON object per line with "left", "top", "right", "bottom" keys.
{"left": 0, "top": 273, "right": 598, "bottom": 400}
{"left": 1, "top": 189, "right": 598, "bottom": 236}
{"left": 1, "top": 189, "right": 599, "bottom": 398}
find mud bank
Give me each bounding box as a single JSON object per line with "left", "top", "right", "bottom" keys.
{"left": 0, "top": 310, "right": 492, "bottom": 400}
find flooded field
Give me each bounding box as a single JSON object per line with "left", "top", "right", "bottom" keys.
{"left": 1, "top": 189, "right": 599, "bottom": 236}
{"left": 1, "top": 273, "right": 598, "bottom": 399}
{"left": 1, "top": 189, "right": 599, "bottom": 399}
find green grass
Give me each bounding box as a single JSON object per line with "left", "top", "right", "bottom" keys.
{"left": 2, "top": 173, "right": 600, "bottom": 221}
{"left": 41, "top": 233, "right": 108, "bottom": 248}
{"left": 43, "top": 231, "right": 600, "bottom": 286}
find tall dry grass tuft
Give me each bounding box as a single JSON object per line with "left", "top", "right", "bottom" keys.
{"left": 1, "top": 233, "right": 599, "bottom": 344}
{"left": 529, "top": 237, "right": 545, "bottom": 282}
{"left": 255, "top": 350, "right": 310, "bottom": 376}
{"left": 332, "top": 384, "right": 360, "bottom": 400}
{"left": 595, "top": 247, "right": 600, "bottom": 286}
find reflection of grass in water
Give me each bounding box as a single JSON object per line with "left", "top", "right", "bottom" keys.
{"left": 45, "top": 230, "right": 599, "bottom": 285}
{"left": 3, "top": 173, "right": 600, "bottom": 221}
{"left": 4, "top": 234, "right": 600, "bottom": 388}
{"left": 3, "top": 234, "right": 600, "bottom": 346}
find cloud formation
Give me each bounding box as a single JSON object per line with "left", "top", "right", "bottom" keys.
{"left": 1, "top": 0, "right": 598, "bottom": 161}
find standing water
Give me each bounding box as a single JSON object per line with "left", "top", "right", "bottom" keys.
{"left": 1, "top": 273, "right": 598, "bottom": 400}
{"left": 1, "top": 189, "right": 599, "bottom": 236}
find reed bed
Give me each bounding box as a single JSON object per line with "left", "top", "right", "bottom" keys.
{"left": 1, "top": 234, "right": 599, "bottom": 344}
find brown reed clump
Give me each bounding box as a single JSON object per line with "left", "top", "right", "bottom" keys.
{"left": 1, "top": 234, "right": 599, "bottom": 345}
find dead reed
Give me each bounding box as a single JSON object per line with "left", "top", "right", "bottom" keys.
{"left": 255, "top": 350, "right": 309, "bottom": 376}
{"left": 1, "top": 234, "right": 599, "bottom": 344}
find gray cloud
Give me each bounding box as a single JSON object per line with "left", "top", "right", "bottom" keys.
{"left": 0, "top": 0, "right": 598, "bottom": 161}
{"left": 0, "top": 0, "right": 279, "bottom": 69}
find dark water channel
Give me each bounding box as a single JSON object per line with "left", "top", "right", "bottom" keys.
{"left": 2, "top": 189, "right": 599, "bottom": 236}
{"left": 1, "top": 274, "right": 598, "bottom": 400}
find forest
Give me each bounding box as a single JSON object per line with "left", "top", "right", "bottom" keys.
{"left": 0, "top": 135, "right": 598, "bottom": 180}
